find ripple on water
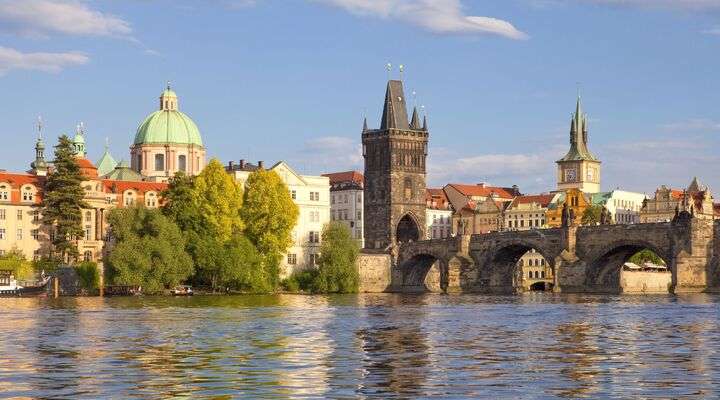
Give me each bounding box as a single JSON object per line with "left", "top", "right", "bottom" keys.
{"left": 0, "top": 293, "right": 719, "bottom": 399}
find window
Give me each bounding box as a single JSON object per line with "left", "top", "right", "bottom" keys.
{"left": 84, "top": 251, "right": 93, "bottom": 262}
{"left": 33, "top": 211, "right": 39, "bottom": 222}
{"left": 287, "top": 254, "right": 297, "bottom": 265}
{"left": 85, "top": 211, "right": 92, "bottom": 222}
{"left": 154, "top": 153, "right": 165, "bottom": 171}
{"left": 355, "top": 229, "right": 361, "bottom": 239}
{"left": 178, "top": 155, "right": 187, "bottom": 172}
{"left": 17, "top": 209, "right": 22, "bottom": 220}
{"left": 31, "top": 229, "right": 39, "bottom": 240}
{"left": 124, "top": 192, "right": 135, "bottom": 206}
{"left": 309, "top": 210, "right": 320, "bottom": 223}
{"left": 0, "top": 209, "right": 5, "bottom": 220}
{"left": 85, "top": 225, "right": 92, "bottom": 240}
{"left": 291, "top": 190, "right": 297, "bottom": 200}
{"left": 356, "top": 211, "right": 361, "bottom": 221}
{"left": 309, "top": 231, "right": 320, "bottom": 243}
{"left": 0, "top": 228, "right": 5, "bottom": 239}
{"left": 16, "top": 228, "right": 22, "bottom": 240}
{"left": 0, "top": 185, "right": 8, "bottom": 201}
{"left": 310, "top": 192, "right": 319, "bottom": 201}
{"left": 146, "top": 192, "right": 157, "bottom": 207}
{"left": 309, "top": 253, "right": 318, "bottom": 266}
{"left": 404, "top": 178, "right": 412, "bottom": 200}
{"left": 22, "top": 187, "right": 34, "bottom": 202}
{"left": 342, "top": 210, "right": 348, "bottom": 220}
{"left": 541, "top": 271, "right": 546, "bottom": 278}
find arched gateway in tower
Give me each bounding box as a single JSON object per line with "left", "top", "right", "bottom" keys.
{"left": 362, "top": 79, "right": 429, "bottom": 249}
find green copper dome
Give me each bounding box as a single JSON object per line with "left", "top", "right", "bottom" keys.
{"left": 133, "top": 85, "right": 204, "bottom": 147}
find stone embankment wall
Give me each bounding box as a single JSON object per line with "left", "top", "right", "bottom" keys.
{"left": 357, "top": 251, "right": 392, "bottom": 293}
{"left": 620, "top": 270, "right": 671, "bottom": 294}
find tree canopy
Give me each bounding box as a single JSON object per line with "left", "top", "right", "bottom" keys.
{"left": 192, "top": 159, "right": 244, "bottom": 241}
{"left": 240, "top": 168, "right": 299, "bottom": 288}
{"left": 581, "top": 205, "right": 602, "bottom": 226}
{"left": 628, "top": 249, "right": 665, "bottom": 266}
{"left": 41, "top": 135, "right": 88, "bottom": 260}
{"left": 106, "top": 207, "right": 193, "bottom": 294}
{"left": 313, "top": 222, "right": 360, "bottom": 293}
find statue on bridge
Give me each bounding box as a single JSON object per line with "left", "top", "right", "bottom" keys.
{"left": 600, "top": 206, "right": 610, "bottom": 225}
{"left": 561, "top": 203, "right": 569, "bottom": 227}
{"left": 456, "top": 219, "right": 468, "bottom": 236}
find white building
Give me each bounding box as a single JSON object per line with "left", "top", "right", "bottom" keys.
{"left": 425, "top": 189, "right": 453, "bottom": 239}
{"left": 591, "top": 190, "right": 647, "bottom": 224}
{"left": 322, "top": 171, "right": 364, "bottom": 247}
{"left": 227, "top": 160, "right": 330, "bottom": 277}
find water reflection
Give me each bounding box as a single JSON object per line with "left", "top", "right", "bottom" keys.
{"left": 0, "top": 294, "right": 719, "bottom": 398}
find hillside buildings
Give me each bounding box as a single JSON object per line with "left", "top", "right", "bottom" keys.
{"left": 641, "top": 177, "right": 717, "bottom": 222}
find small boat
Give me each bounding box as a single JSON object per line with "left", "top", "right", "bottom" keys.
{"left": 171, "top": 285, "right": 194, "bottom": 296}
{"left": 104, "top": 285, "right": 142, "bottom": 296}
{"left": 0, "top": 270, "right": 49, "bottom": 297}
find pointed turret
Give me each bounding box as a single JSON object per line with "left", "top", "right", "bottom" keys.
{"left": 96, "top": 139, "right": 118, "bottom": 177}
{"left": 380, "top": 80, "right": 410, "bottom": 130}
{"left": 422, "top": 115, "right": 427, "bottom": 131}
{"left": 362, "top": 117, "right": 368, "bottom": 132}
{"left": 31, "top": 117, "right": 48, "bottom": 176}
{"left": 558, "top": 96, "right": 597, "bottom": 162}
{"left": 409, "top": 107, "right": 421, "bottom": 129}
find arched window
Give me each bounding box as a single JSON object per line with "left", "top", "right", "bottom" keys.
{"left": 21, "top": 185, "right": 35, "bottom": 202}
{"left": 178, "top": 155, "right": 186, "bottom": 172}
{"left": 154, "top": 154, "right": 165, "bottom": 171}
{"left": 0, "top": 184, "right": 8, "bottom": 201}
{"left": 84, "top": 251, "right": 93, "bottom": 262}
{"left": 145, "top": 192, "right": 157, "bottom": 208}
{"left": 124, "top": 191, "right": 135, "bottom": 206}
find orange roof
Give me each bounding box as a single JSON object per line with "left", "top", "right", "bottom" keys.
{"left": 447, "top": 183, "right": 516, "bottom": 199}
{"left": 76, "top": 158, "right": 98, "bottom": 179}
{"left": 426, "top": 188, "right": 450, "bottom": 210}
{"left": 509, "top": 194, "right": 555, "bottom": 209}
{"left": 322, "top": 171, "right": 364, "bottom": 185}
{"left": 102, "top": 179, "right": 167, "bottom": 193}
{"left": 0, "top": 172, "right": 44, "bottom": 187}
{"left": 670, "top": 189, "right": 684, "bottom": 200}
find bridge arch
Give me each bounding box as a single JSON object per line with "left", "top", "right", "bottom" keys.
{"left": 397, "top": 252, "right": 444, "bottom": 293}
{"left": 584, "top": 239, "right": 672, "bottom": 293}
{"left": 473, "top": 238, "right": 560, "bottom": 294}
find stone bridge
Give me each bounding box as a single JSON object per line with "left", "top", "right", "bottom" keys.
{"left": 394, "top": 213, "right": 720, "bottom": 294}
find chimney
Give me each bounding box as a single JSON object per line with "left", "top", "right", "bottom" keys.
{"left": 239, "top": 159, "right": 245, "bottom": 169}
{"left": 258, "top": 160, "right": 264, "bottom": 169}
{"left": 228, "top": 160, "right": 235, "bottom": 170}
{"left": 512, "top": 185, "right": 520, "bottom": 196}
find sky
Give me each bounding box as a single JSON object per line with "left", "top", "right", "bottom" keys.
{"left": 1, "top": 0, "right": 719, "bottom": 195}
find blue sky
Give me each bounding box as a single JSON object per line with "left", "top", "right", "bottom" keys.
{"left": 1, "top": 0, "right": 719, "bottom": 195}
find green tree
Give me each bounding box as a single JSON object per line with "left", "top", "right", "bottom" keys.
{"left": 628, "top": 249, "right": 665, "bottom": 266}
{"left": 312, "top": 222, "right": 360, "bottom": 293}
{"left": 192, "top": 159, "right": 244, "bottom": 242}
{"left": 161, "top": 171, "right": 200, "bottom": 233}
{"left": 581, "top": 205, "right": 602, "bottom": 226}
{"left": 41, "top": 135, "right": 88, "bottom": 260}
{"left": 0, "top": 249, "right": 34, "bottom": 281}
{"left": 106, "top": 207, "right": 193, "bottom": 294}
{"left": 240, "top": 169, "right": 299, "bottom": 289}
{"left": 75, "top": 261, "right": 100, "bottom": 291}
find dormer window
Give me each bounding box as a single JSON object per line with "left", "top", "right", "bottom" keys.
{"left": 21, "top": 186, "right": 35, "bottom": 202}
{"left": 124, "top": 191, "right": 135, "bottom": 206}
{"left": 146, "top": 192, "right": 157, "bottom": 208}
{"left": 0, "top": 185, "right": 8, "bottom": 201}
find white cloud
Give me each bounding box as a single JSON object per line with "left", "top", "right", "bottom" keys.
{"left": 659, "top": 118, "right": 720, "bottom": 133}
{"left": 582, "top": 0, "right": 720, "bottom": 10}
{"left": 0, "top": 46, "right": 88, "bottom": 75}
{"left": 703, "top": 27, "right": 720, "bottom": 35}
{"left": 0, "top": 0, "right": 131, "bottom": 38}
{"left": 313, "top": 0, "right": 528, "bottom": 40}
{"left": 296, "top": 136, "right": 363, "bottom": 173}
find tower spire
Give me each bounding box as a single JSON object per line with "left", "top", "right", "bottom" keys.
{"left": 362, "top": 116, "right": 368, "bottom": 131}
{"left": 31, "top": 117, "right": 48, "bottom": 175}
{"left": 410, "top": 106, "right": 421, "bottom": 129}
{"left": 380, "top": 80, "right": 409, "bottom": 130}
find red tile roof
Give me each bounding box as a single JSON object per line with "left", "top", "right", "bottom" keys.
{"left": 426, "top": 188, "right": 451, "bottom": 210}
{"left": 102, "top": 180, "right": 167, "bottom": 193}
{"left": 0, "top": 172, "right": 44, "bottom": 204}
{"left": 447, "top": 183, "right": 516, "bottom": 199}
{"left": 322, "top": 171, "right": 364, "bottom": 186}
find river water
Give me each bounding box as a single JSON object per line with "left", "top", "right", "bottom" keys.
{"left": 0, "top": 294, "right": 719, "bottom": 399}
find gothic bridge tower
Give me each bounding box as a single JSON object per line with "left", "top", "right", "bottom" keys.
{"left": 362, "top": 79, "right": 429, "bottom": 250}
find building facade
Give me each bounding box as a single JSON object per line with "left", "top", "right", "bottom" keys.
{"left": 228, "top": 160, "right": 330, "bottom": 277}
{"left": 641, "top": 177, "right": 717, "bottom": 222}
{"left": 556, "top": 97, "right": 601, "bottom": 193}
{"left": 546, "top": 188, "right": 592, "bottom": 228}
{"left": 590, "top": 190, "right": 647, "bottom": 224}
{"left": 323, "top": 171, "right": 364, "bottom": 247}
{"left": 443, "top": 183, "right": 517, "bottom": 235}
{"left": 131, "top": 85, "right": 206, "bottom": 182}
{"left": 425, "top": 188, "right": 452, "bottom": 239}
{"left": 362, "top": 79, "right": 429, "bottom": 249}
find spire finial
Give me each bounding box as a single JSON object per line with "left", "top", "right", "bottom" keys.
{"left": 167, "top": 80, "right": 171, "bottom": 90}
{"left": 105, "top": 136, "right": 109, "bottom": 150}
{"left": 385, "top": 62, "right": 392, "bottom": 80}
{"left": 399, "top": 64, "right": 404, "bottom": 81}
{"left": 37, "top": 115, "right": 43, "bottom": 140}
